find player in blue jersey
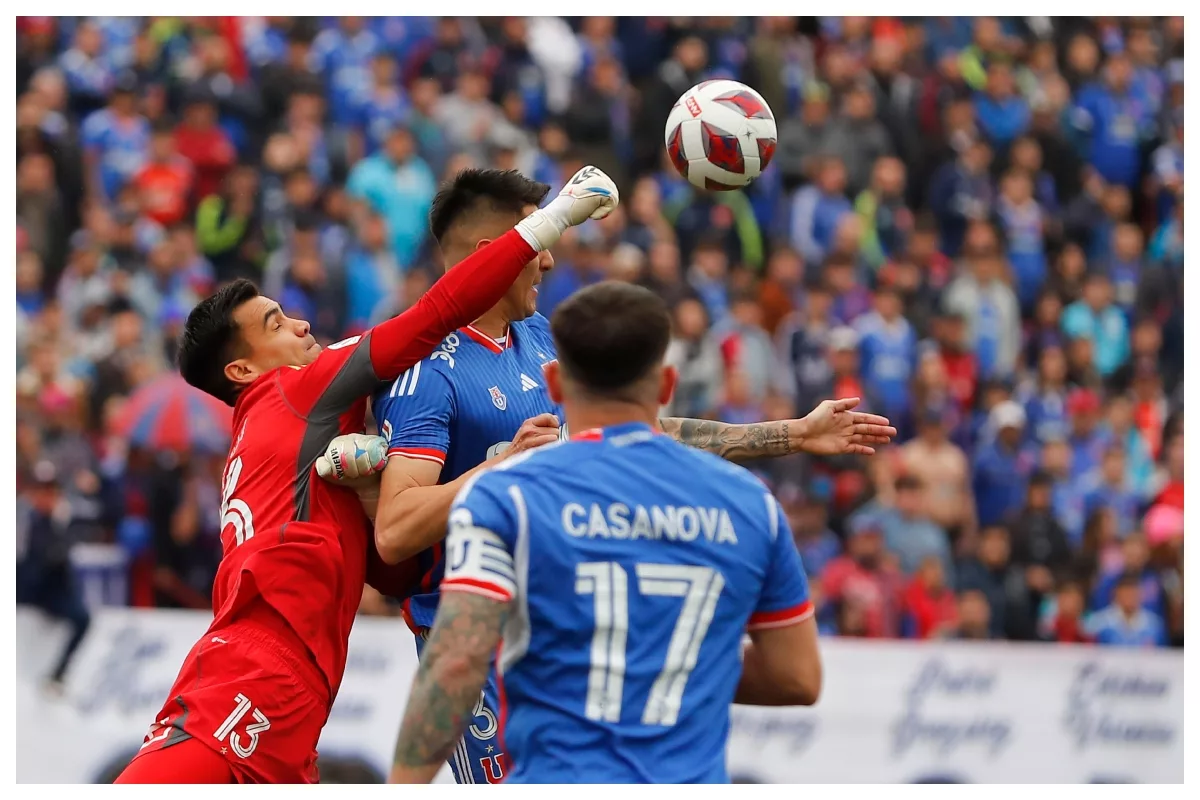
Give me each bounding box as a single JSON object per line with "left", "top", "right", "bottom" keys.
{"left": 322, "top": 169, "right": 894, "bottom": 784}
{"left": 389, "top": 281, "right": 823, "bottom": 783}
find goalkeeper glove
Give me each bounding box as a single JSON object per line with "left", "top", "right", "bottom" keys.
{"left": 516, "top": 165, "right": 620, "bottom": 252}
{"left": 316, "top": 434, "right": 388, "bottom": 520}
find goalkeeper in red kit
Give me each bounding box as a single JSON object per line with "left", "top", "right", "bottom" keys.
{"left": 115, "top": 166, "right": 621, "bottom": 784}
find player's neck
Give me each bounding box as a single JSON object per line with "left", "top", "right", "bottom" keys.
{"left": 563, "top": 400, "right": 659, "bottom": 438}
{"left": 471, "top": 307, "right": 513, "bottom": 340}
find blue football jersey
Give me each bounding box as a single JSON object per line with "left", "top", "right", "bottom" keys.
{"left": 854, "top": 311, "right": 916, "bottom": 416}
{"left": 443, "top": 422, "right": 813, "bottom": 784}
{"left": 371, "top": 314, "right": 564, "bottom": 629}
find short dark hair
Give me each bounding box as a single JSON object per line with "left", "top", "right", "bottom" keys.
{"left": 428, "top": 169, "right": 550, "bottom": 246}
{"left": 550, "top": 282, "right": 672, "bottom": 398}
{"left": 178, "top": 279, "right": 260, "bottom": 406}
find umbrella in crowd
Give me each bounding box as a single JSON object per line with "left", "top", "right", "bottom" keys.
{"left": 110, "top": 373, "right": 232, "bottom": 454}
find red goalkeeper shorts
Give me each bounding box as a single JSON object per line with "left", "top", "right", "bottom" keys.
{"left": 120, "top": 617, "right": 330, "bottom": 784}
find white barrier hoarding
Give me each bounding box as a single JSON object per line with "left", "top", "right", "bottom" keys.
{"left": 16, "top": 608, "right": 1183, "bottom": 783}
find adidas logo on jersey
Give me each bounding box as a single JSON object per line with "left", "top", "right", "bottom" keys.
{"left": 520, "top": 373, "right": 539, "bottom": 392}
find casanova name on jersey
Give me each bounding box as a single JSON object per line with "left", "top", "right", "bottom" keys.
{"left": 562, "top": 502, "right": 738, "bottom": 545}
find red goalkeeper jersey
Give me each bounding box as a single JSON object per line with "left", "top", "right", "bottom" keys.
{"left": 207, "top": 230, "right": 538, "bottom": 700}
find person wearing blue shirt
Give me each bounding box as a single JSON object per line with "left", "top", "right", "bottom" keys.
{"left": 242, "top": 17, "right": 290, "bottom": 72}
{"left": 779, "top": 479, "right": 841, "bottom": 578}
{"left": 1063, "top": 387, "right": 1112, "bottom": 482}
{"left": 389, "top": 281, "right": 823, "bottom": 784}
{"left": 1060, "top": 272, "right": 1130, "bottom": 377}
{"left": 854, "top": 286, "right": 917, "bottom": 433}
{"left": 369, "top": 16, "right": 436, "bottom": 56}
{"left": 1017, "top": 345, "right": 1070, "bottom": 446}
{"left": 1088, "top": 573, "right": 1167, "bottom": 647}
{"left": 1103, "top": 393, "right": 1155, "bottom": 500}
{"left": 80, "top": 76, "right": 149, "bottom": 202}
{"left": 354, "top": 53, "right": 411, "bottom": 156}
{"left": 858, "top": 476, "right": 953, "bottom": 583}
{"left": 927, "top": 139, "right": 995, "bottom": 258}
{"left": 342, "top": 212, "right": 399, "bottom": 333}
{"left": 1106, "top": 223, "right": 1144, "bottom": 322}
{"left": 311, "top": 16, "right": 382, "bottom": 126}
{"left": 789, "top": 156, "right": 853, "bottom": 266}
{"left": 1079, "top": 445, "right": 1141, "bottom": 540}
{"left": 345, "top": 126, "right": 436, "bottom": 269}
{"left": 1089, "top": 532, "right": 1165, "bottom": 618}
{"left": 58, "top": 20, "right": 116, "bottom": 117}
{"left": 972, "top": 400, "right": 1033, "bottom": 527}
{"left": 1071, "top": 52, "right": 1156, "bottom": 190}
{"left": 974, "top": 63, "right": 1030, "bottom": 147}
{"left": 324, "top": 168, "right": 894, "bottom": 785}
{"left": 996, "top": 169, "right": 1047, "bottom": 312}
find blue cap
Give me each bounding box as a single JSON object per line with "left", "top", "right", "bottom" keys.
{"left": 847, "top": 511, "right": 883, "bottom": 537}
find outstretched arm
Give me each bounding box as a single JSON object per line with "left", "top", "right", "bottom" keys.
{"left": 658, "top": 417, "right": 798, "bottom": 461}
{"left": 660, "top": 397, "right": 896, "bottom": 463}
{"left": 390, "top": 591, "right": 509, "bottom": 784}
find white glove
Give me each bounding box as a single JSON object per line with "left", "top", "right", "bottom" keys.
{"left": 316, "top": 434, "right": 388, "bottom": 484}
{"left": 516, "top": 165, "right": 620, "bottom": 252}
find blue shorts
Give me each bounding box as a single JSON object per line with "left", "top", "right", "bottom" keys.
{"left": 414, "top": 631, "right": 510, "bottom": 784}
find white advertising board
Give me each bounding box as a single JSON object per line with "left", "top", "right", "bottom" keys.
{"left": 16, "top": 608, "right": 1183, "bottom": 783}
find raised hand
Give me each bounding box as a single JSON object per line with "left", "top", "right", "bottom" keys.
{"left": 515, "top": 166, "right": 620, "bottom": 251}
{"left": 800, "top": 397, "right": 896, "bottom": 457}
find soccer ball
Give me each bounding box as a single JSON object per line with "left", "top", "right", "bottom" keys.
{"left": 664, "top": 80, "right": 777, "bottom": 191}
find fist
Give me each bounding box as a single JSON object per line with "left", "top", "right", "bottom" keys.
{"left": 508, "top": 413, "right": 562, "bottom": 456}
{"left": 316, "top": 434, "right": 388, "bottom": 484}
{"left": 554, "top": 165, "right": 620, "bottom": 225}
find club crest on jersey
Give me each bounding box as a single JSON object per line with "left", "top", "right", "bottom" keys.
{"left": 489, "top": 386, "right": 508, "bottom": 411}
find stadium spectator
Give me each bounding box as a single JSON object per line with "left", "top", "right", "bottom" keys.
{"left": 902, "top": 556, "right": 959, "bottom": 640}
{"left": 971, "top": 400, "right": 1032, "bottom": 528}
{"left": 822, "top": 514, "right": 903, "bottom": 639}
{"left": 1088, "top": 572, "right": 1167, "bottom": 647}
{"left": 345, "top": 124, "right": 436, "bottom": 268}
{"left": 17, "top": 461, "right": 93, "bottom": 692}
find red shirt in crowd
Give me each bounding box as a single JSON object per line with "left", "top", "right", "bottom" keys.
{"left": 903, "top": 577, "right": 959, "bottom": 639}
{"left": 822, "top": 556, "right": 903, "bottom": 639}
{"left": 1048, "top": 613, "right": 1092, "bottom": 644}
{"left": 132, "top": 157, "right": 194, "bottom": 226}
{"left": 941, "top": 349, "right": 978, "bottom": 412}
{"left": 1134, "top": 399, "right": 1165, "bottom": 459}
{"left": 174, "top": 124, "right": 236, "bottom": 203}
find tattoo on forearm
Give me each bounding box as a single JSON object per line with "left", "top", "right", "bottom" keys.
{"left": 659, "top": 418, "right": 793, "bottom": 463}
{"left": 392, "top": 592, "right": 510, "bottom": 771}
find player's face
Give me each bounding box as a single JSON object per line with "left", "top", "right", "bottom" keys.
{"left": 504, "top": 205, "right": 556, "bottom": 320}
{"left": 225, "top": 296, "right": 320, "bottom": 389}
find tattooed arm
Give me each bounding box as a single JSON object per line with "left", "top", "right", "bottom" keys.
{"left": 658, "top": 417, "right": 799, "bottom": 462}
{"left": 660, "top": 397, "right": 898, "bottom": 463}
{"left": 390, "top": 591, "right": 510, "bottom": 784}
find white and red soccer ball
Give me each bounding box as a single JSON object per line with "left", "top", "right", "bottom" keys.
{"left": 664, "top": 79, "right": 777, "bottom": 191}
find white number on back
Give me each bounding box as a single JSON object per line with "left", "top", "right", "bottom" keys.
{"left": 575, "top": 562, "right": 725, "bottom": 727}
{"left": 221, "top": 456, "right": 255, "bottom": 546}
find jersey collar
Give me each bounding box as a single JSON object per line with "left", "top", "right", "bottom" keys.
{"left": 571, "top": 421, "right": 659, "bottom": 441}
{"left": 460, "top": 323, "right": 513, "bottom": 354}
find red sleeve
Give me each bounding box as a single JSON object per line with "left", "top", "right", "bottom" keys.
{"left": 279, "top": 228, "right": 537, "bottom": 417}
{"left": 367, "top": 228, "right": 536, "bottom": 379}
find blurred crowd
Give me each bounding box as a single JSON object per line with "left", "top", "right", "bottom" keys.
{"left": 16, "top": 16, "right": 1184, "bottom": 676}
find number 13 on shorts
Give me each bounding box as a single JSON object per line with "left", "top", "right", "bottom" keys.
{"left": 213, "top": 693, "right": 271, "bottom": 758}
